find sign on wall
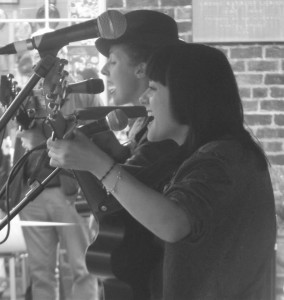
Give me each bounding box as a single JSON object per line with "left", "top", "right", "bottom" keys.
{"left": 193, "top": 0, "right": 284, "bottom": 42}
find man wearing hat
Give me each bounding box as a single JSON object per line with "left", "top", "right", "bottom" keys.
{"left": 87, "top": 9, "right": 181, "bottom": 300}
{"left": 95, "top": 9, "right": 181, "bottom": 156}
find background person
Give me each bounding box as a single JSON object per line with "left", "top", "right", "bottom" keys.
{"left": 16, "top": 123, "right": 98, "bottom": 300}
{"left": 6, "top": 5, "right": 103, "bottom": 300}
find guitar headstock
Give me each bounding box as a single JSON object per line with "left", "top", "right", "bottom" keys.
{"left": 1, "top": 60, "right": 76, "bottom": 137}
{"left": 41, "top": 58, "right": 78, "bottom": 139}
{"left": 16, "top": 57, "right": 71, "bottom": 131}
{"left": 42, "top": 57, "right": 69, "bottom": 115}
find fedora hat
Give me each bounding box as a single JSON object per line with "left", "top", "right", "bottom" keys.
{"left": 95, "top": 10, "right": 179, "bottom": 57}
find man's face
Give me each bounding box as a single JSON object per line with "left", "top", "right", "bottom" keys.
{"left": 101, "top": 44, "right": 144, "bottom": 106}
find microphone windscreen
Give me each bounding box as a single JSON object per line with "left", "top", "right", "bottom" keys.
{"left": 107, "top": 109, "right": 128, "bottom": 131}
{"left": 76, "top": 109, "right": 128, "bottom": 137}
{"left": 66, "top": 78, "right": 104, "bottom": 94}
{"left": 98, "top": 10, "right": 127, "bottom": 39}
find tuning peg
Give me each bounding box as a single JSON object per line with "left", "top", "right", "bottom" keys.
{"left": 7, "top": 74, "right": 14, "bottom": 81}
{"left": 59, "top": 59, "right": 68, "bottom": 65}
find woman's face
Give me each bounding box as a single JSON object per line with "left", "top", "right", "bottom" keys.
{"left": 140, "top": 80, "right": 188, "bottom": 144}
{"left": 101, "top": 44, "right": 146, "bottom": 106}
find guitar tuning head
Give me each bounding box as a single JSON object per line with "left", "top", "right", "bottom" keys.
{"left": 57, "top": 59, "right": 69, "bottom": 73}
{"left": 59, "top": 58, "right": 68, "bottom": 66}
{"left": 27, "top": 108, "right": 36, "bottom": 118}
{"left": 59, "top": 71, "right": 69, "bottom": 83}
{"left": 7, "top": 73, "right": 14, "bottom": 81}
{"left": 48, "top": 101, "right": 59, "bottom": 112}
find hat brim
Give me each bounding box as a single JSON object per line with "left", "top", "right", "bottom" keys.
{"left": 95, "top": 37, "right": 116, "bottom": 57}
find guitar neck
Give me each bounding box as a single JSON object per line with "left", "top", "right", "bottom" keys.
{"left": 72, "top": 170, "right": 104, "bottom": 215}
{"left": 73, "top": 169, "right": 123, "bottom": 216}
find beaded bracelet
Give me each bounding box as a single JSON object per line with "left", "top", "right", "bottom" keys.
{"left": 106, "top": 165, "right": 122, "bottom": 195}
{"left": 100, "top": 162, "right": 116, "bottom": 183}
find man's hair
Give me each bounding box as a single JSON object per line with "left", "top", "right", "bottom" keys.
{"left": 116, "top": 42, "right": 163, "bottom": 65}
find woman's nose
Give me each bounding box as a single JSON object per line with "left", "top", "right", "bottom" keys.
{"left": 139, "top": 90, "right": 150, "bottom": 106}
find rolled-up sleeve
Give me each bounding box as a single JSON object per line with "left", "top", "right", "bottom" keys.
{"left": 164, "top": 156, "right": 233, "bottom": 243}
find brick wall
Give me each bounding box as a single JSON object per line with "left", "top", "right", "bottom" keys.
{"left": 105, "top": 0, "right": 284, "bottom": 202}
{"left": 227, "top": 45, "right": 284, "bottom": 165}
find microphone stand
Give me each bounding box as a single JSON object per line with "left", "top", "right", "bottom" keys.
{"left": 0, "top": 51, "right": 61, "bottom": 230}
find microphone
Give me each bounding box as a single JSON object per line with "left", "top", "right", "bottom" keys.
{"left": 44, "top": 108, "right": 128, "bottom": 141}
{"left": 72, "top": 109, "right": 129, "bottom": 138}
{"left": 75, "top": 106, "right": 147, "bottom": 120}
{"left": 66, "top": 78, "right": 104, "bottom": 95}
{"left": 30, "top": 78, "right": 104, "bottom": 98}
{"left": 0, "top": 10, "right": 126, "bottom": 55}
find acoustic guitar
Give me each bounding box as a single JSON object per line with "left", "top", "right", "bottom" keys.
{"left": 47, "top": 109, "right": 183, "bottom": 300}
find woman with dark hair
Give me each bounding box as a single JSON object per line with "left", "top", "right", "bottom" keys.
{"left": 47, "top": 41, "right": 276, "bottom": 299}
{"left": 146, "top": 42, "right": 268, "bottom": 165}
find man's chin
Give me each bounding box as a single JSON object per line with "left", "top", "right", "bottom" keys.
{"left": 112, "top": 97, "right": 132, "bottom": 106}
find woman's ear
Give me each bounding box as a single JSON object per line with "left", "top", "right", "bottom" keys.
{"left": 135, "top": 62, "right": 147, "bottom": 79}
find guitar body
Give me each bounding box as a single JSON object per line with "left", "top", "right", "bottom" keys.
{"left": 86, "top": 214, "right": 125, "bottom": 277}
{"left": 80, "top": 137, "right": 185, "bottom": 300}
{"left": 46, "top": 109, "right": 183, "bottom": 300}
{"left": 72, "top": 168, "right": 157, "bottom": 300}
{"left": 86, "top": 213, "right": 133, "bottom": 300}
{"left": 86, "top": 209, "right": 161, "bottom": 300}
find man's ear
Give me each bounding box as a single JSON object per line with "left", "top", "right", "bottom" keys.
{"left": 135, "top": 62, "right": 147, "bottom": 79}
